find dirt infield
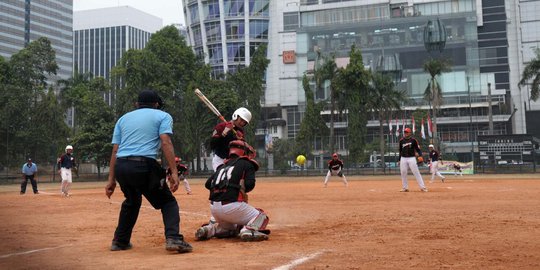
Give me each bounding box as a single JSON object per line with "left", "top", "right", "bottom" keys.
{"left": 1, "top": 174, "right": 539, "bottom": 270}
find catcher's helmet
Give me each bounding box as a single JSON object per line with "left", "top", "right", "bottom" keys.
{"left": 229, "top": 140, "right": 256, "bottom": 159}
{"left": 232, "top": 107, "right": 252, "bottom": 124}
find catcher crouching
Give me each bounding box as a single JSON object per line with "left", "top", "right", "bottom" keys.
{"left": 195, "top": 140, "right": 270, "bottom": 242}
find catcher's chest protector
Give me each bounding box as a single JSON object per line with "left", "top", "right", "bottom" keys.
{"left": 210, "top": 159, "right": 241, "bottom": 192}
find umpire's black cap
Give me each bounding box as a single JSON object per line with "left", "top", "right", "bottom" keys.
{"left": 138, "top": 90, "right": 160, "bottom": 104}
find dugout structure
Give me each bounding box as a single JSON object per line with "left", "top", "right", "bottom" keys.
{"left": 477, "top": 134, "right": 540, "bottom": 173}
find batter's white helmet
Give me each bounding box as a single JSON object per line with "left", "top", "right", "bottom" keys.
{"left": 232, "top": 107, "right": 252, "bottom": 124}
{"left": 65, "top": 145, "right": 73, "bottom": 152}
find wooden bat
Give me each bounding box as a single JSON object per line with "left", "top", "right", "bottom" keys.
{"left": 194, "top": 89, "right": 227, "bottom": 123}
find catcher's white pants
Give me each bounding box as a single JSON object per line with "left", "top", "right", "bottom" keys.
{"left": 60, "top": 168, "right": 72, "bottom": 195}
{"left": 430, "top": 161, "right": 445, "bottom": 181}
{"left": 206, "top": 201, "right": 260, "bottom": 236}
{"left": 324, "top": 169, "right": 348, "bottom": 186}
{"left": 400, "top": 157, "right": 426, "bottom": 189}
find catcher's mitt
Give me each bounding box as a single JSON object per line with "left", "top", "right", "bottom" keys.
{"left": 417, "top": 156, "right": 424, "bottom": 165}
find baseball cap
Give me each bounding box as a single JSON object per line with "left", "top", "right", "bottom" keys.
{"left": 404, "top": 128, "right": 411, "bottom": 133}
{"left": 27, "top": 158, "right": 32, "bottom": 161}
{"left": 138, "top": 90, "right": 160, "bottom": 104}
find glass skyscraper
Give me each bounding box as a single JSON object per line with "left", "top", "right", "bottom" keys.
{"left": 0, "top": 0, "right": 73, "bottom": 82}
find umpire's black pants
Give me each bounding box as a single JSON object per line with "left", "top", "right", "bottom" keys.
{"left": 21, "top": 174, "right": 38, "bottom": 194}
{"left": 113, "top": 158, "right": 184, "bottom": 245}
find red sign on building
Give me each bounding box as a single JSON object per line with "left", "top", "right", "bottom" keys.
{"left": 283, "top": 50, "right": 296, "bottom": 64}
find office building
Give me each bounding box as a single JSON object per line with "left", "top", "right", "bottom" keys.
{"left": 0, "top": 0, "right": 73, "bottom": 82}
{"left": 183, "top": 0, "right": 270, "bottom": 78}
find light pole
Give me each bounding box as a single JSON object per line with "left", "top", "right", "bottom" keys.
{"left": 467, "top": 77, "right": 474, "bottom": 163}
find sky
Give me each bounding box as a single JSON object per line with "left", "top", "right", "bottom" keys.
{"left": 73, "top": 0, "right": 186, "bottom": 26}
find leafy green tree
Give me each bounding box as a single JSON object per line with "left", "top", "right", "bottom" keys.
{"left": 71, "top": 77, "right": 115, "bottom": 179}
{"left": 519, "top": 48, "right": 540, "bottom": 101}
{"left": 333, "top": 45, "right": 371, "bottom": 162}
{"left": 272, "top": 138, "right": 296, "bottom": 174}
{"left": 296, "top": 74, "right": 329, "bottom": 159}
{"left": 369, "top": 72, "right": 406, "bottom": 171}
{"left": 423, "top": 58, "right": 451, "bottom": 149}
{"left": 227, "top": 44, "right": 270, "bottom": 143}
{"left": 314, "top": 51, "right": 340, "bottom": 153}
{"left": 0, "top": 38, "right": 59, "bottom": 166}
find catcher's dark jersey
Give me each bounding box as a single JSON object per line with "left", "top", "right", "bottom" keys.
{"left": 399, "top": 137, "right": 422, "bottom": 158}
{"left": 210, "top": 122, "right": 245, "bottom": 159}
{"left": 328, "top": 159, "right": 344, "bottom": 170}
{"left": 429, "top": 150, "right": 441, "bottom": 162}
{"left": 205, "top": 157, "right": 256, "bottom": 203}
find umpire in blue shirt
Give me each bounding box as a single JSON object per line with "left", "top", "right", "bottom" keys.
{"left": 21, "top": 158, "right": 39, "bottom": 194}
{"left": 105, "top": 89, "right": 192, "bottom": 253}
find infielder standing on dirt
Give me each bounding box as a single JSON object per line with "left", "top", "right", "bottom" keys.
{"left": 398, "top": 128, "right": 428, "bottom": 192}
{"left": 210, "top": 107, "right": 251, "bottom": 171}
{"left": 195, "top": 140, "right": 270, "bottom": 242}
{"left": 57, "top": 145, "right": 76, "bottom": 197}
{"left": 166, "top": 157, "right": 192, "bottom": 195}
{"left": 324, "top": 153, "right": 348, "bottom": 187}
{"left": 105, "top": 89, "right": 192, "bottom": 253}
{"left": 428, "top": 144, "right": 445, "bottom": 183}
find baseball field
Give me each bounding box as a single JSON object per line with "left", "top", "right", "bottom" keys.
{"left": 1, "top": 174, "right": 539, "bottom": 270}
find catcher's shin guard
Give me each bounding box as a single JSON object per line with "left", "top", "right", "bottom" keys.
{"left": 245, "top": 210, "right": 269, "bottom": 231}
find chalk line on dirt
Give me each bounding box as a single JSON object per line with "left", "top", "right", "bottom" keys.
{"left": 0, "top": 244, "right": 72, "bottom": 259}
{"left": 88, "top": 198, "right": 210, "bottom": 217}
{"left": 271, "top": 251, "right": 324, "bottom": 270}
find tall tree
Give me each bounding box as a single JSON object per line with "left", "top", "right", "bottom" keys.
{"left": 519, "top": 48, "right": 540, "bottom": 101}
{"left": 333, "top": 45, "right": 371, "bottom": 162}
{"left": 72, "top": 77, "right": 115, "bottom": 179}
{"left": 314, "top": 51, "right": 340, "bottom": 153}
{"left": 296, "top": 75, "right": 329, "bottom": 158}
{"left": 423, "top": 58, "right": 451, "bottom": 149}
{"left": 369, "top": 72, "right": 406, "bottom": 171}
{"left": 227, "top": 44, "right": 270, "bottom": 143}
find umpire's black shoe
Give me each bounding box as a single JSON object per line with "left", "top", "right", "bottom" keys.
{"left": 110, "top": 241, "right": 132, "bottom": 251}
{"left": 165, "top": 238, "right": 193, "bottom": 253}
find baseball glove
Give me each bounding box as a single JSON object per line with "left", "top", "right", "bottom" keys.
{"left": 417, "top": 156, "right": 424, "bottom": 165}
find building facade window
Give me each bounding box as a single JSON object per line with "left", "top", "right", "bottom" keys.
{"left": 227, "top": 42, "right": 245, "bottom": 62}
{"left": 249, "top": 0, "right": 269, "bottom": 17}
{"left": 249, "top": 20, "right": 268, "bottom": 39}
{"left": 224, "top": 0, "right": 244, "bottom": 17}
{"left": 226, "top": 20, "right": 245, "bottom": 39}
{"left": 205, "top": 21, "right": 222, "bottom": 42}
{"left": 208, "top": 44, "right": 223, "bottom": 64}
{"left": 204, "top": 0, "right": 220, "bottom": 20}
{"left": 283, "top": 12, "right": 299, "bottom": 31}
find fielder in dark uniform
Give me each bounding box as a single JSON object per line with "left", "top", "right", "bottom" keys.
{"left": 166, "top": 157, "right": 192, "bottom": 195}
{"left": 195, "top": 140, "right": 270, "bottom": 242}
{"left": 398, "top": 128, "right": 427, "bottom": 192}
{"left": 428, "top": 144, "right": 445, "bottom": 183}
{"left": 324, "top": 153, "right": 348, "bottom": 187}
{"left": 210, "top": 107, "right": 251, "bottom": 171}
{"left": 21, "top": 158, "right": 39, "bottom": 195}
{"left": 105, "top": 89, "right": 192, "bottom": 253}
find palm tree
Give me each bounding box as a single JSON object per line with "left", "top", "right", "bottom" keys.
{"left": 314, "top": 50, "right": 339, "bottom": 153}
{"left": 369, "top": 72, "right": 407, "bottom": 172}
{"left": 519, "top": 48, "right": 540, "bottom": 101}
{"left": 423, "top": 58, "right": 451, "bottom": 148}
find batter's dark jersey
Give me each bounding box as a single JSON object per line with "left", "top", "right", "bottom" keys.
{"left": 399, "top": 137, "right": 423, "bottom": 158}
{"left": 205, "top": 158, "right": 256, "bottom": 203}
{"left": 328, "top": 159, "right": 344, "bottom": 170}
{"left": 429, "top": 150, "right": 441, "bottom": 162}
{"left": 210, "top": 122, "right": 245, "bottom": 159}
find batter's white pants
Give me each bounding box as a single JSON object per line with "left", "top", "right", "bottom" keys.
{"left": 212, "top": 154, "right": 225, "bottom": 172}
{"left": 324, "top": 169, "right": 348, "bottom": 187}
{"left": 400, "top": 157, "right": 426, "bottom": 189}
{"left": 430, "top": 161, "right": 445, "bottom": 181}
{"left": 60, "top": 168, "right": 72, "bottom": 195}
{"left": 205, "top": 201, "right": 261, "bottom": 237}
